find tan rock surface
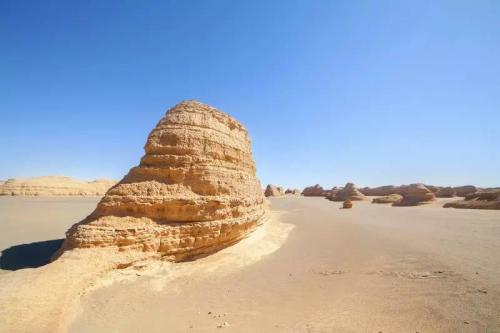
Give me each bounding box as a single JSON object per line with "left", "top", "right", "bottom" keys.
{"left": 60, "top": 100, "right": 268, "bottom": 261}
{"left": 453, "top": 185, "right": 477, "bottom": 197}
{"left": 392, "top": 184, "right": 436, "bottom": 206}
{"left": 372, "top": 194, "right": 403, "bottom": 204}
{"left": 329, "top": 183, "right": 367, "bottom": 201}
{"left": 0, "top": 176, "right": 115, "bottom": 196}
{"left": 265, "top": 184, "right": 285, "bottom": 197}
{"left": 359, "top": 185, "right": 401, "bottom": 196}
{"left": 444, "top": 190, "right": 500, "bottom": 210}
{"left": 302, "top": 184, "right": 328, "bottom": 197}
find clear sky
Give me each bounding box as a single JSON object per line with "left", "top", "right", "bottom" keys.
{"left": 1, "top": 0, "right": 499, "bottom": 189}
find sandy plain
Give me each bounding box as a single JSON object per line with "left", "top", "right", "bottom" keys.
{"left": 1, "top": 196, "right": 499, "bottom": 332}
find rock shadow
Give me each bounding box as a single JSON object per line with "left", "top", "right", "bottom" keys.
{"left": 0, "top": 239, "right": 64, "bottom": 270}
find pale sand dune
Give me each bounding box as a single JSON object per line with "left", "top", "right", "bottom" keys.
{"left": 1, "top": 197, "right": 500, "bottom": 332}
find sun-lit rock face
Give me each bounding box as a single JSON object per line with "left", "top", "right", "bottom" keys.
{"left": 329, "top": 183, "right": 367, "bottom": 201}
{"left": 61, "top": 100, "right": 268, "bottom": 261}
{"left": 264, "top": 184, "right": 285, "bottom": 197}
{"left": 392, "top": 183, "right": 436, "bottom": 206}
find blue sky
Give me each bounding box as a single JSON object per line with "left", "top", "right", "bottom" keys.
{"left": 1, "top": 0, "right": 499, "bottom": 188}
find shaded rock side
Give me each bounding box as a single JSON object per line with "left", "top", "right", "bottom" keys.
{"left": 265, "top": 184, "right": 285, "bottom": 197}
{"left": 285, "top": 188, "right": 301, "bottom": 195}
{"left": 453, "top": 185, "right": 477, "bottom": 197}
{"left": 329, "top": 183, "right": 367, "bottom": 201}
{"left": 372, "top": 194, "right": 403, "bottom": 204}
{"left": 436, "top": 187, "right": 456, "bottom": 198}
{"left": 61, "top": 100, "right": 268, "bottom": 261}
{"left": 302, "top": 184, "right": 328, "bottom": 197}
{"left": 444, "top": 190, "right": 500, "bottom": 210}
{"left": 392, "top": 184, "right": 436, "bottom": 206}
{"left": 0, "top": 176, "right": 115, "bottom": 196}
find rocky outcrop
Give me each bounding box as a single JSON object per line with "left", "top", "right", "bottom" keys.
{"left": 392, "top": 184, "right": 436, "bottom": 206}
{"left": 285, "top": 188, "right": 301, "bottom": 195}
{"left": 302, "top": 184, "right": 328, "bottom": 197}
{"left": 425, "top": 185, "right": 441, "bottom": 194}
{"left": 265, "top": 184, "right": 285, "bottom": 197}
{"left": 329, "top": 183, "right": 366, "bottom": 201}
{"left": 436, "top": 187, "right": 456, "bottom": 198}
{"left": 60, "top": 100, "right": 268, "bottom": 261}
{"left": 0, "top": 176, "right": 115, "bottom": 196}
{"left": 372, "top": 194, "right": 403, "bottom": 204}
{"left": 342, "top": 200, "right": 353, "bottom": 209}
{"left": 359, "top": 185, "right": 401, "bottom": 196}
{"left": 453, "top": 185, "right": 477, "bottom": 197}
{"left": 444, "top": 190, "right": 500, "bottom": 210}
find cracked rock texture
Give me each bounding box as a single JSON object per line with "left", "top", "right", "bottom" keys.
{"left": 61, "top": 100, "right": 268, "bottom": 261}
{"left": 0, "top": 176, "right": 115, "bottom": 196}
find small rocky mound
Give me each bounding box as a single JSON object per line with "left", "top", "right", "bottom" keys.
{"left": 302, "top": 184, "right": 328, "bottom": 197}
{"left": 436, "top": 187, "right": 456, "bottom": 198}
{"left": 329, "top": 183, "right": 366, "bottom": 201}
{"left": 60, "top": 100, "right": 268, "bottom": 262}
{"left": 0, "top": 176, "right": 115, "bottom": 196}
{"left": 265, "top": 184, "right": 285, "bottom": 197}
{"left": 392, "top": 184, "right": 436, "bottom": 206}
{"left": 285, "top": 188, "right": 301, "bottom": 195}
{"left": 444, "top": 191, "right": 500, "bottom": 210}
{"left": 372, "top": 194, "right": 403, "bottom": 204}
{"left": 343, "top": 200, "right": 353, "bottom": 209}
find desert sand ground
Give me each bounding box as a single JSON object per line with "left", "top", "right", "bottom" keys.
{"left": 1, "top": 196, "right": 500, "bottom": 332}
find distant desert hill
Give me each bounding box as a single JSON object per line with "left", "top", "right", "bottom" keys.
{"left": 0, "top": 176, "right": 116, "bottom": 196}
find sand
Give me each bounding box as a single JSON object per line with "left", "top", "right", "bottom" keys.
{"left": 1, "top": 196, "right": 500, "bottom": 332}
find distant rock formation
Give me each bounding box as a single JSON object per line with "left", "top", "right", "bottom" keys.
{"left": 60, "top": 100, "right": 268, "bottom": 261}
{"left": 425, "top": 185, "right": 441, "bottom": 194}
{"left": 436, "top": 187, "right": 456, "bottom": 198}
{"left": 444, "top": 190, "right": 500, "bottom": 210}
{"left": 265, "top": 184, "right": 285, "bottom": 197}
{"left": 302, "top": 184, "right": 328, "bottom": 197}
{"left": 372, "top": 194, "right": 403, "bottom": 204}
{"left": 325, "top": 187, "right": 341, "bottom": 200}
{"left": 392, "top": 184, "right": 436, "bottom": 206}
{"left": 0, "top": 176, "right": 115, "bottom": 196}
{"left": 359, "top": 185, "right": 401, "bottom": 196}
{"left": 285, "top": 188, "right": 301, "bottom": 195}
{"left": 329, "top": 183, "right": 367, "bottom": 201}
{"left": 453, "top": 185, "right": 477, "bottom": 197}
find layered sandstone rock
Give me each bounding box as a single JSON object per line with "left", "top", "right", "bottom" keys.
{"left": 302, "top": 184, "right": 328, "bottom": 197}
{"left": 329, "top": 183, "right": 367, "bottom": 201}
{"left": 359, "top": 185, "right": 401, "bottom": 196}
{"left": 436, "top": 187, "right": 456, "bottom": 198}
{"left": 0, "top": 176, "right": 115, "bottom": 196}
{"left": 392, "top": 184, "right": 436, "bottom": 206}
{"left": 60, "top": 100, "right": 268, "bottom": 261}
{"left": 444, "top": 191, "right": 500, "bottom": 210}
{"left": 285, "top": 188, "right": 301, "bottom": 195}
{"left": 372, "top": 194, "right": 403, "bottom": 204}
{"left": 265, "top": 184, "right": 285, "bottom": 197}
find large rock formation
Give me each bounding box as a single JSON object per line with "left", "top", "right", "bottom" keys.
{"left": 443, "top": 190, "right": 500, "bottom": 210}
{"left": 265, "top": 184, "right": 285, "bottom": 197}
{"left": 302, "top": 184, "right": 328, "bottom": 197}
{"left": 60, "top": 100, "right": 268, "bottom": 261}
{"left": 372, "top": 194, "right": 403, "bottom": 204}
{"left": 436, "top": 187, "right": 456, "bottom": 198}
{"left": 392, "top": 184, "right": 436, "bottom": 206}
{"left": 285, "top": 188, "right": 301, "bottom": 195}
{"left": 453, "top": 185, "right": 477, "bottom": 197}
{"left": 329, "top": 183, "right": 367, "bottom": 201}
{"left": 0, "top": 176, "right": 115, "bottom": 196}
{"left": 359, "top": 185, "right": 401, "bottom": 196}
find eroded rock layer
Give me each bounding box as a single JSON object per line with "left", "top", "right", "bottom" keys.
{"left": 443, "top": 191, "right": 500, "bottom": 210}
{"left": 302, "top": 184, "right": 328, "bottom": 197}
{"left": 61, "top": 100, "right": 268, "bottom": 261}
{"left": 392, "top": 184, "right": 436, "bottom": 206}
{"left": 329, "top": 183, "right": 367, "bottom": 201}
{"left": 0, "top": 176, "right": 115, "bottom": 196}
{"left": 265, "top": 184, "right": 285, "bottom": 197}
